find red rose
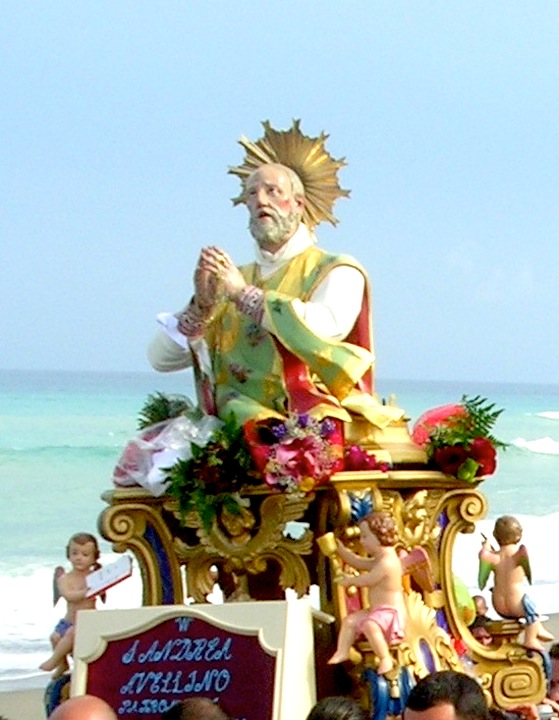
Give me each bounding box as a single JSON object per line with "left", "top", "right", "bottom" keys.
{"left": 469, "top": 437, "right": 497, "bottom": 476}
{"left": 433, "top": 445, "right": 469, "bottom": 475}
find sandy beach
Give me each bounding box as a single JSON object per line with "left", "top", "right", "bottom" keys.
{"left": 3, "top": 614, "right": 559, "bottom": 720}
{"left": 0, "top": 687, "right": 47, "bottom": 720}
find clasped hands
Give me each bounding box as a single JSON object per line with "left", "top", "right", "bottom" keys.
{"left": 193, "top": 246, "right": 246, "bottom": 312}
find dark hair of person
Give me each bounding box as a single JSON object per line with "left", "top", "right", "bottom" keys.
{"left": 406, "top": 671, "right": 489, "bottom": 720}
{"left": 549, "top": 643, "right": 559, "bottom": 660}
{"left": 161, "top": 698, "right": 229, "bottom": 720}
{"left": 306, "top": 696, "right": 368, "bottom": 720}
{"left": 470, "top": 616, "right": 490, "bottom": 630}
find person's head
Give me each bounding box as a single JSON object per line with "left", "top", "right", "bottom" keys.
{"left": 548, "top": 643, "right": 559, "bottom": 701}
{"left": 66, "top": 532, "right": 100, "bottom": 571}
{"left": 161, "top": 697, "right": 229, "bottom": 720}
{"left": 306, "top": 696, "right": 368, "bottom": 720}
{"left": 470, "top": 617, "right": 492, "bottom": 647}
{"left": 244, "top": 163, "right": 305, "bottom": 251}
{"left": 48, "top": 694, "right": 117, "bottom": 720}
{"left": 492, "top": 516, "right": 522, "bottom": 547}
{"left": 359, "top": 512, "right": 399, "bottom": 552}
{"left": 405, "top": 670, "right": 489, "bottom": 720}
{"left": 472, "top": 595, "right": 488, "bottom": 617}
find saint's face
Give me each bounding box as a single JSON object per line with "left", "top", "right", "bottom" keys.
{"left": 245, "top": 165, "right": 302, "bottom": 251}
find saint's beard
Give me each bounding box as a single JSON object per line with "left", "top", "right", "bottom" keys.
{"left": 249, "top": 209, "right": 299, "bottom": 250}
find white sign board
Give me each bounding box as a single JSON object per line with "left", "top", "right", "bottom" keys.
{"left": 72, "top": 599, "right": 316, "bottom": 720}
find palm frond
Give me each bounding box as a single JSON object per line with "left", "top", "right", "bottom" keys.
{"left": 137, "top": 392, "right": 195, "bottom": 429}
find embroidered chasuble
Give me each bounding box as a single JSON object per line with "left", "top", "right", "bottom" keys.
{"left": 197, "top": 246, "right": 400, "bottom": 430}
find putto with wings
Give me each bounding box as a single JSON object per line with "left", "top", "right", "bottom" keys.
{"left": 478, "top": 515, "right": 553, "bottom": 650}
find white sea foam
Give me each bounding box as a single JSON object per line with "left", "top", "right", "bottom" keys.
{"left": 512, "top": 436, "right": 559, "bottom": 454}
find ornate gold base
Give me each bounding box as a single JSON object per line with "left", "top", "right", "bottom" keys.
{"left": 99, "top": 468, "right": 546, "bottom": 712}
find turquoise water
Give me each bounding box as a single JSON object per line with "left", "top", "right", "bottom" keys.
{"left": 1, "top": 369, "right": 559, "bottom": 687}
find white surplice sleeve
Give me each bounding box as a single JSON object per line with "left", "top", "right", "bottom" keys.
{"left": 265, "top": 265, "right": 365, "bottom": 341}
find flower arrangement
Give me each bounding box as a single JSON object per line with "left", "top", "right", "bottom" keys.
{"left": 412, "top": 395, "right": 506, "bottom": 482}
{"left": 243, "top": 413, "right": 344, "bottom": 497}
{"left": 164, "top": 413, "right": 257, "bottom": 530}
{"left": 131, "top": 392, "right": 257, "bottom": 530}
{"left": 126, "top": 393, "right": 394, "bottom": 529}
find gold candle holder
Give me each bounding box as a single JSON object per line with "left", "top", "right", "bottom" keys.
{"left": 316, "top": 532, "right": 344, "bottom": 582}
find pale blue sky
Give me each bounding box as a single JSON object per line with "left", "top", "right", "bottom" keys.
{"left": 2, "top": 2, "right": 559, "bottom": 384}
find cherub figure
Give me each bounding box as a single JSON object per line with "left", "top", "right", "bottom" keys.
{"left": 478, "top": 515, "right": 553, "bottom": 650}
{"left": 328, "top": 512, "right": 406, "bottom": 675}
{"left": 40, "top": 532, "right": 102, "bottom": 676}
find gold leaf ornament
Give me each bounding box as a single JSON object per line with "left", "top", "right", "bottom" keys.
{"left": 229, "top": 119, "right": 350, "bottom": 229}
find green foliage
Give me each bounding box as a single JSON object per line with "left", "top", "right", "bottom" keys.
{"left": 164, "top": 412, "right": 257, "bottom": 532}
{"left": 429, "top": 395, "right": 507, "bottom": 451}
{"left": 137, "top": 392, "right": 195, "bottom": 429}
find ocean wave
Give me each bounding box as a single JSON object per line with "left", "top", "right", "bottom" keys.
{"left": 0, "top": 444, "right": 124, "bottom": 457}
{"left": 537, "top": 412, "right": 559, "bottom": 420}
{"left": 512, "top": 436, "right": 559, "bottom": 455}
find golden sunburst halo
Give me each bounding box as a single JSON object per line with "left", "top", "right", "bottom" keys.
{"left": 228, "top": 119, "right": 350, "bottom": 229}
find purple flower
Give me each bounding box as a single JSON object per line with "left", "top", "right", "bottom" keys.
{"left": 297, "top": 414, "right": 310, "bottom": 428}
{"left": 320, "top": 418, "right": 336, "bottom": 438}
{"left": 271, "top": 423, "right": 288, "bottom": 440}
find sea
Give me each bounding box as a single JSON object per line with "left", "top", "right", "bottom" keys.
{"left": 1, "top": 369, "right": 559, "bottom": 691}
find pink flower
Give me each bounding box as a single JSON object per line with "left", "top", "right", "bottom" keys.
{"left": 245, "top": 413, "right": 343, "bottom": 495}
{"left": 412, "top": 404, "right": 466, "bottom": 447}
{"left": 276, "top": 436, "right": 321, "bottom": 475}
{"left": 265, "top": 435, "right": 329, "bottom": 489}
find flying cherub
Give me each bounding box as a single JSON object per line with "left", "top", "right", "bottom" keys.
{"left": 478, "top": 515, "right": 553, "bottom": 650}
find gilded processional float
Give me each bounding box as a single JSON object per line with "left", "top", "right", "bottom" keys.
{"left": 100, "top": 121, "right": 549, "bottom": 719}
